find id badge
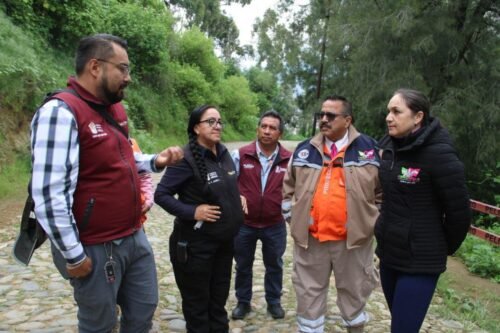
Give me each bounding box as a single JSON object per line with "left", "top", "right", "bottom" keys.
{"left": 104, "top": 260, "right": 116, "bottom": 283}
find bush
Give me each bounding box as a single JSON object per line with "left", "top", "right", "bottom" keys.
{"left": 104, "top": 1, "right": 173, "bottom": 83}
{"left": 216, "top": 75, "right": 259, "bottom": 130}
{"left": 168, "top": 62, "right": 215, "bottom": 111}
{"left": 172, "top": 28, "right": 225, "bottom": 84}
{"left": 455, "top": 225, "right": 500, "bottom": 283}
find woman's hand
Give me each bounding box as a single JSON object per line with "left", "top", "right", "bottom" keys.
{"left": 194, "top": 204, "right": 221, "bottom": 223}
{"left": 240, "top": 195, "right": 248, "bottom": 214}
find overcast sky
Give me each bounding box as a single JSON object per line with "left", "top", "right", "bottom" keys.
{"left": 223, "top": 1, "right": 279, "bottom": 46}
{"left": 223, "top": 0, "right": 308, "bottom": 68}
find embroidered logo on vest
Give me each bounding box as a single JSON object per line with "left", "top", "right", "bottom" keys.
{"left": 243, "top": 163, "right": 255, "bottom": 169}
{"left": 88, "top": 122, "right": 107, "bottom": 138}
{"left": 398, "top": 167, "right": 421, "bottom": 184}
{"left": 275, "top": 166, "right": 286, "bottom": 173}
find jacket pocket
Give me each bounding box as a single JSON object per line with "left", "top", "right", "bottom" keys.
{"left": 79, "top": 198, "right": 95, "bottom": 231}
{"left": 383, "top": 218, "right": 413, "bottom": 263}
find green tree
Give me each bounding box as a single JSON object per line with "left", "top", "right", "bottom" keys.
{"left": 216, "top": 75, "right": 259, "bottom": 133}
{"left": 103, "top": 1, "right": 173, "bottom": 84}
{"left": 165, "top": 0, "right": 251, "bottom": 58}
{"left": 254, "top": 0, "right": 500, "bottom": 202}
{"left": 171, "top": 27, "right": 225, "bottom": 83}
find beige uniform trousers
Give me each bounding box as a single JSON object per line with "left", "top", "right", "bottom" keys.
{"left": 293, "top": 234, "right": 379, "bottom": 332}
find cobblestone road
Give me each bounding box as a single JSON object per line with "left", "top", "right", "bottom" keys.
{"left": 0, "top": 142, "right": 490, "bottom": 333}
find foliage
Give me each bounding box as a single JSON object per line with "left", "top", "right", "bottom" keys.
{"left": 254, "top": 0, "right": 500, "bottom": 202}
{"left": 1, "top": 0, "right": 106, "bottom": 51}
{"left": 0, "top": 1, "right": 269, "bottom": 190}
{"left": 454, "top": 226, "right": 500, "bottom": 283}
{"left": 245, "top": 67, "right": 277, "bottom": 112}
{"left": 168, "top": 62, "right": 215, "bottom": 112}
{"left": 165, "top": 0, "right": 246, "bottom": 58}
{"left": 103, "top": 2, "right": 173, "bottom": 84}
{"left": 216, "top": 75, "right": 259, "bottom": 134}
{"left": 0, "top": 152, "right": 30, "bottom": 199}
{"left": 435, "top": 275, "right": 499, "bottom": 332}
{"left": 0, "top": 10, "right": 69, "bottom": 169}
{"left": 171, "top": 28, "right": 225, "bottom": 83}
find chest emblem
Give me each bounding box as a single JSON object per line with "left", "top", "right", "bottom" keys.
{"left": 207, "top": 171, "right": 221, "bottom": 184}
{"left": 358, "top": 149, "right": 375, "bottom": 161}
{"left": 88, "top": 122, "right": 107, "bottom": 138}
{"left": 243, "top": 163, "right": 255, "bottom": 169}
{"left": 275, "top": 166, "right": 286, "bottom": 173}
{"left": 398, "top": 167, "right": 421, "bottom": 184}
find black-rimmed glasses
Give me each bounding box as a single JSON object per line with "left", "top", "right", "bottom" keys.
{"left": 96, "top": 59, "right": 131, "bottom": 76}
{"left": 315, "top": 111, "right": 345, "bottom": 122}
{"left": 199, "top": 118, "right": 224, "bottom": 128}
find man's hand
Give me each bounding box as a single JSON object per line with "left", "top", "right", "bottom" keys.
{"left": 282, "top": 200, "right": 291, "bottom": 224}
{"left": 240, "top": 195, "right": 248, "bottom": 214}
{"left": 155, "top": 146, "right": 184, "bottom": 168}
{"left": 66, "top": 256, "right": 93, "bottom": 279}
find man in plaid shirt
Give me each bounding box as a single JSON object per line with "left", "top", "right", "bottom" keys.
{"left": 30, "top": 34, "right": 182, "bottom": 332}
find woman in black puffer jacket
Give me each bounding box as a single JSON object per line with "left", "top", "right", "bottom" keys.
{"left": 375, "top": 88, "right": 471, "bottom": 333}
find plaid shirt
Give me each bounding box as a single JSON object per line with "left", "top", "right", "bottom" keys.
{"left": 30, "top": 99, "right": 159, "bottom": 264}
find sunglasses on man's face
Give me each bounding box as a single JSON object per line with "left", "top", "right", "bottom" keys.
{"left": 315, "top": 112, "right": 345, "bottom": 122}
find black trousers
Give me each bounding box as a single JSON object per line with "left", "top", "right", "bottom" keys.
{"left": 169, "top": 226, "right": 234, "bottom": 333}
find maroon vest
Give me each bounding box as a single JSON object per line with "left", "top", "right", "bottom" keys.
{"left": 53, "top": 77, "right": 142, "bottom": 244}
{"left": 238, "top": 142, "right": 291, "bottom": 228}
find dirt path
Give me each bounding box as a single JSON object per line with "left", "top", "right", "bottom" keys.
{"left": 443, "top": 256, "right": 500, "bottom": 319}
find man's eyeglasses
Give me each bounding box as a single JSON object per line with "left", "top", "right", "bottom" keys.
{"left": 199, "top": 118, "right": 224, "bottom": 128}
{"left": 315, "top": 112, "right": 345, "bottom": 122}
{"left": 96, "top": 59, "right": 131, "bottom": 76}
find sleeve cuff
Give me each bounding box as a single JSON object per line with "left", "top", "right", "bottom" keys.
{"left": 64, "top": 244, "right": 86, "bottom": 265}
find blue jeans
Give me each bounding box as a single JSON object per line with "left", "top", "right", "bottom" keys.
{"left": 380, "top": 263, "right": 440, "bottom": 333}
{"left": 233, "top": 223, "right": 287, "bottom": 305}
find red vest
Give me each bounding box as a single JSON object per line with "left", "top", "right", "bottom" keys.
{"left": 54, "top": 77, "right": 142, "bottom": 244}
{"left": 238, "top": 142, "right": 291, "bottom": 228}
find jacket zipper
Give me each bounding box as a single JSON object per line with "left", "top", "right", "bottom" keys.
{"left": 109, "top": 125, "right": 139, "bottom": 229}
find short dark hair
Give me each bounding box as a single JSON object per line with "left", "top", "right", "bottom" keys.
{"left": 323, "top": 95, "right": 354, "bottom": 123}
{"left": 75, "top": 34, "right": 128, "bottom": 75}
{"left": 258, "top": 110, "right": 284, "bottom": 133}
{"left": 393, "top": 88, "right": 430, "bottom": 125}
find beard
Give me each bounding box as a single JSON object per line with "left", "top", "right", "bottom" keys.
{"left": 100, "top": 76, "right": 126, "bottom": 105}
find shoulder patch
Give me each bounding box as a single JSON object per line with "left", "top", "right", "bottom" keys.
{"left": 297, "top": 149, "right": 309, "bottom": 159}
{"left": 358, "top": 149, "right": 375, "bottom": 161}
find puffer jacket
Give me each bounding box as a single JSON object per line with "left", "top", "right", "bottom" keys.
{"left": 375, "top": 117, "right": 471, "bottom": 274}
{"left": 282, "top": 126, "right": 381, "bottom": 249}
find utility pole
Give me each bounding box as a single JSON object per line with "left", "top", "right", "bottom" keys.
{"left": 312, "top": 3, "right": 331, "bottom": 136}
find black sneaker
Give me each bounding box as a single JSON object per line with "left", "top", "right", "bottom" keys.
{"left": 267, "top": 303, "right": 285, "bottom": 319}
{"left": 231, "top": 302, "right": 251, "bottom": 319}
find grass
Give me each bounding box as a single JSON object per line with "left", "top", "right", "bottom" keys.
{"left": 0, "top": 155, "right": 30, "bottom": 200}
{"left": 434, "top": 272, "right": 499, "bottom": 332}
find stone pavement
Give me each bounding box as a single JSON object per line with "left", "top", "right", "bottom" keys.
{"left": 0, "top": 165, "right": 488, "bottom": 332}
{"left": 0, "top": 201, "right": 488, "bottom": 333}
